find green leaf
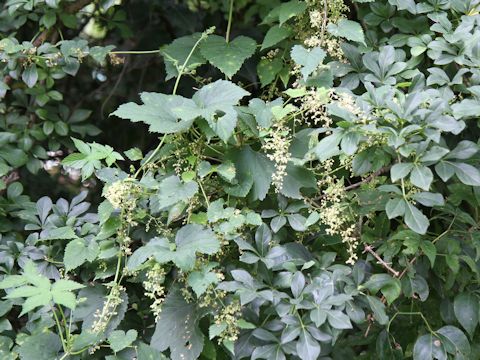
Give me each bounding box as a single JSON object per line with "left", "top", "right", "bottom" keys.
{"left": 291, "top": 45, "right": 326, "bottom": 81}
{"left": 410, "top": 165, "right": 433, "bottom": 190}
{"left": 173, "top": 224, "right": 220, "bottom": 271}
{"left": 420, "top": 241, "right": 437, "bottom": 267}
{"left": 40, "top": 226, "right": 78, "bottom": 240}
{"left": 209, "top": 323, "right": 227, "bottom": 339}
{"left": 108, "top": 329, "right": 138, "bottom": 352}
{"left": 151, "top": 175, "right": 198, "bottom": 212}
{"left": 454, "top": 293, "right": 479, "bottom": 338}
{"left": 364, "top": 274, "right": 401, "bottom": 304}
{"left": 404, "top": 203, "right": 429, "bottom": 234}
{"left": 366, "top": 295, "right": 389, "bottom": 325}
{"left": 187, "top": 264, "right": 220, "bottom": 297}
{"left": 22, "top": 64, "right": 38, "bottom": 88}
{"left": 64, "top": 238, "right": 98, "bottom": 272}
{"left": 261, "top": 25, "right": 291, "bottom": 50}
{"left": 386, "top": 198, "right": 406, "bottom": 219}
{"left": 18, "top": 332, "right": 62, "bottom": 360}
{"left": 161, "top": 33, "right": 206, "bottom": 80}
{"left": 451, "top": 162, "right": 480, "bottom": 186}
{"left": 226, "top": 146, "right": 274, "bottom": 201}
{"left": 200, "top": 35, "right": 256, "bottom": 78}
{"left": 413, "top": 334, "right": 445, "bottom": 360}
{"left": 112, "top": 93, "right": 198, "bottom": 134}
{"left": 74, "top": 285, "right": 128, "bottom": 335}
{"left": 127, "top": 237, "right": 172, "bottom": 270}
{"left": 327, "top": 310, "right": 353, "bottom": 329}
{"left": 278, "top": 0, "right": 307, "bottom": 25}
{"left": 280, "top": 164, "right": 316, "bottom": 199}
{"left": 257, "top": 57, "right": 283, "bottom": 88}
{"left": 391, "top": 163, "right": 414, "bottom": 182}
{"left": 190, "top": 80, "right": 250, "bottom": 141}
{"left": 151, "top": 288, "right": 205, "bottom": 360}
{"left": 124, "top": 147, "right": 143, "bottom": 161}
{"left": 327, "top": 19, "right": 366, "bottom": 45}
{"left": 296, "top": 329, "right": 320, "bottom": 360}
{"left": 437, "top": 326, "right": 471, "bottom": 358}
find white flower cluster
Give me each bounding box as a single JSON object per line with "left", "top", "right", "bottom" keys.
{"left": 301, "top": 88, "right": 334, "bottom": 127}
{"left": 143, "top": 263, "right": 166, "bottom": 320}
{"left": 319, "top": 180, "right": 358, "bottom": 265}
{"left": 213, "top": 301, "right": 242, "bottom": 343}
{"left": 91, "top": 284, "right": 125, "bottom": 333}
{"left": 263, "top": 124, "right": 291, "bottom": 193}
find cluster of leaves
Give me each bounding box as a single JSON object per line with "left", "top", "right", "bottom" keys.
{"left": 1, "top": 0, "right": 480, "bottom": 359}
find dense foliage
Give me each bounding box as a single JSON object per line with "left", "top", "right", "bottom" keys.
{"left": 1, "top": 0, "right": 480, "bottom": 359}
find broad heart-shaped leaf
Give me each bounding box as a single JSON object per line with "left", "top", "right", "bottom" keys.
{"left": 64, "top": 238, "right": 98, "bottom": 272}
{"left": 151, "top": 288, "right": 205, "bottom": 360}
{"left": 18, "top": 332, "right": 62, "bottom": 360}
{"left": 404, "top": 203, "right": 429, "bottom": 235}
{"left": 161, "top": 33, "right": 206, "bottom": 80}
{"left": 413, "top": 334, "right": 446, "bottom": 360}
{"left": 327, "top": 19, "right": 366, "bottom": 45}
{"left": 111, "top": 93, "right": 198, "bottom": 134}
{"left": 185, "top": 80, "right": 250, "bottom": 141}
{"left": 151, "top": 175, "right": 198, "bottom": 213}
{"left": 225, "top": 146, "right": 274, "bottom": 201}
{"left": 437, "top": 326, "right": 471, "bottom": 358}
{"left": 174, "top": 224, "right": 220, "bottom": 271}
{"left": 453, "top": 292, "right": 479, "bottom": 338}
{"left": 187, "top": 263, "right": 220, "bottom": 297}
{"left": 280, "top": 164, "right": 316, "bottom": 199}
{"left": 126, "top": 237, "right": 173, "bottom": 270}
{"left": 200, "top": 35, "right": 256, "bottom": 78}
{"left": 291, "top": 45, "right": 326, "bottom": 81}
{"left": 108, "top": 329, "right": 138, "bottom": 353}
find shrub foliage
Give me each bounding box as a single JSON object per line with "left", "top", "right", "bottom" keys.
{"left": 1, "top": 0, "right": 480, "bottom": 359}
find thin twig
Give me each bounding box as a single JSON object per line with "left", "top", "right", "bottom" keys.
{"left": 364, "top": 245, "right": 399, "bottom": 277}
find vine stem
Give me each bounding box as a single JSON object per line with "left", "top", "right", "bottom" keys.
{"left": 172, "top": 32, "right": 209, "bottom": 95}
{"left": 225, "top": 0, "right": 235, "bottom": 43}
{"left": 51, "top": 305, "right": 68, "bottom": 354}
{"left": 110, "top": 49, "right": 161, "bottom": 55}
{"left": 134, "top": 135, "right": 166, "bottom": 178}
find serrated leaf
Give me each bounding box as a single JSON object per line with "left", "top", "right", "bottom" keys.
{"left": 200, "top": 35, "right": 256, "bottom": 78}
{"left": 161, "top": 33, "right": 206, "bottom": 80}
{"left": 226, "top": 146, "right": 274, "bottom": 201}
{"left": 64, "top": 238, "right": 98, "bottom": 272}
{"left": 291, "top": 45, "right": 326, "bottom": 81}
{"left": 327, "top": 19, "right": 366, "bottom": 45}
{"left": 112, "top": 93, "right": 198, "bottom": 134}
{"left": 174, "top": 224, "right": 220, "bottom": 271}
{"left": 151, "top": 288, "right": 205, "bottom": 360}
{"left": 108, "top": 329, "right": 138, "bottom": 353}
